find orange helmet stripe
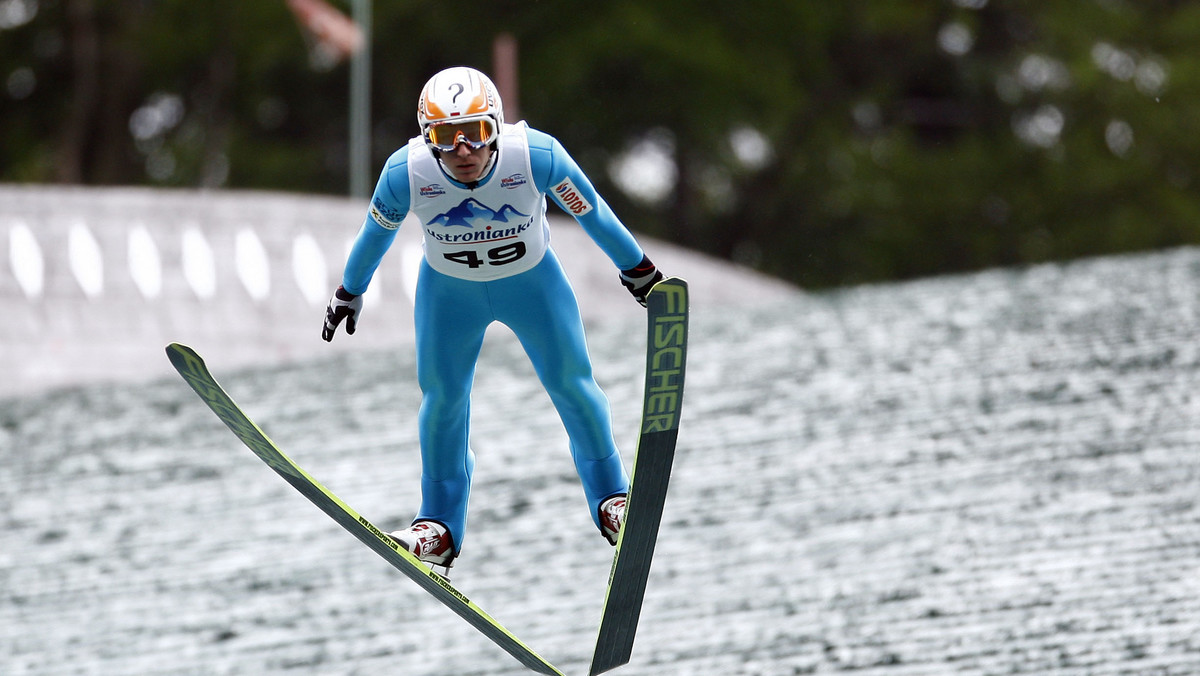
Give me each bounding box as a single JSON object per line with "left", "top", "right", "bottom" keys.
{"left": 464, "top": 78, "right": 489, "bottom": 115}
{"left": 421, "top": 83, "right": 448, "bottom": 120}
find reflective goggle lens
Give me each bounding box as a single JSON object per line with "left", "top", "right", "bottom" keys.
{"left": 427, "top": 119, "right": 496, "bottom": 150}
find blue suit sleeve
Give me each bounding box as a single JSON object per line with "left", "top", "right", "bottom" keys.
{"left": 527, "top": 128, "right": 645, "bottom": 271}
{"left": 342, "top": 147, "right": 411, "bottom": 295}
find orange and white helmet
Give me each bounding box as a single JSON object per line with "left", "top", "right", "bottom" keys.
{"left": 417, "top": 67, "right": 504, "bottom": 153}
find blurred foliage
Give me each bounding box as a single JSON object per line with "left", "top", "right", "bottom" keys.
{"left": 3, "top": 0, "right": 1199, "bottom": 288}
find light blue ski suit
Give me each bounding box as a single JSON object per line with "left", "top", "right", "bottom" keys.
{"left": 340, "top": 122, "right": 645, "bottom": 553}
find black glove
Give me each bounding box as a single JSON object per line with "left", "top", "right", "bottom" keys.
{"left": 619, "top": 255, "right": 664, "bottom": 307}
{"left": 322, "top": 285, "right": 363, "bottom": 342}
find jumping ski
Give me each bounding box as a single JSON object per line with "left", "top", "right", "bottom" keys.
{"left": 165, "top": 342, "right": 564, "bottom": 676}
{"left": 590, "top": 277, "right": 689, "bottom": 675}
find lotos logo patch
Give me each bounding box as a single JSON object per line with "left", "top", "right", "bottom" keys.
{"left": 552, "top": 177, "right": 593, "bottom": 216}
{"left": 419, "top": 183, "right": 447, "bottom": 198}
{"left": 500, "top": 173, "right": 528, "bottom": 190}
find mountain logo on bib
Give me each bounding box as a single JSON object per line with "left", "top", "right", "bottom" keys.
{"left": 426, "top": 198, "right": 529, "bottom": 228}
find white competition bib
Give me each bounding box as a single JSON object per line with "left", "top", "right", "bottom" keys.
{"left": 407, "top": 124, "right": 549, "bottom": 281}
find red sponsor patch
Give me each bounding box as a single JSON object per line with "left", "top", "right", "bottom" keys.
{"left": 552, "top": 177, "right": 593, "bottom": 216}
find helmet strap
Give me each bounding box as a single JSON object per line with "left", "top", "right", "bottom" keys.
{"left": 476, "top": 143, "right": 499, "bottom": 178}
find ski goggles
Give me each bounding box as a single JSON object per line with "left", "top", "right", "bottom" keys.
{"left": 425, "top": 117, "right": 498, "bottom": 151}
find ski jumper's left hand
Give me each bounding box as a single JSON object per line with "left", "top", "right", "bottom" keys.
{"left": 619, "top": 255, "right": 664, "bottom": 307}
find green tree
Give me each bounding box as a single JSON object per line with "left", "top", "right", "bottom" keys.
{"left": 4, "top": 1, "right": 1200, "bottom": 288}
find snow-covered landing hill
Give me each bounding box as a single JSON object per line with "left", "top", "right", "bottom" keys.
{"left": 3, "top": 243, "right": 1200, "bottom": 675}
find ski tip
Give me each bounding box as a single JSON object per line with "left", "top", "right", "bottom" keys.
{"left": 165, "top": 342, "right": 205, "bottom": 374}
{"left": 165, "top": 342, "right": 190, "bottom": 362}
{"left": 647, "top": 277, "right": 689, "bottom": 316}
{"left": 651, "top": 277, "right": 688, "bottom": 299}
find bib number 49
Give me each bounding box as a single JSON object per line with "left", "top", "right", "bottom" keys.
{"left": 444, "top": 242, "right": 527, "bottom": 269}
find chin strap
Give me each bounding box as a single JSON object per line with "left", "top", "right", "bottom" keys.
{"left": 479, "top": 145, "right": 498, "bottom": 175}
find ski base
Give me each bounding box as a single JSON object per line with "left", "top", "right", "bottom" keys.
{"left": 166, "top": 342, "right": 563, "bottom": 676}
{"left": 590, "top": 277, "right": 689, "bottom": 676}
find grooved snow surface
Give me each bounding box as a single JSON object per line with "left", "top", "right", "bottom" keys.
{"left": 5, "top": 248, "right": 1200, "bottom": 675}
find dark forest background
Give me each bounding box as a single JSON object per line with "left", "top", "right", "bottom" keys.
{"left": 3, "top": 1, "right": 1198, "bottom": 288}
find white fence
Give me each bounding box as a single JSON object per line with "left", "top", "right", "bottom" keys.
{"left": 0, "top": 185, "right": 421, "bottom": 397}
{"left": 0, "top": 184, "right": 792, "bottom": 398}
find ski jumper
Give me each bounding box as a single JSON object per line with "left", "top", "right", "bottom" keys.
{"left": 341, "top": 122, "right": 646, "bottom": 553}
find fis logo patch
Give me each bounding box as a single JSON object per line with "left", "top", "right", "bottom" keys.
{"left": 552, "top": 177, "right": 593, "bottom": 216}
{"left": 370, "top": 197, "right": 404, "bottom": 230}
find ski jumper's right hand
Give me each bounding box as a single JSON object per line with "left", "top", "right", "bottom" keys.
{"left": 322, "top": 286, "right": 363, "bottom": 341}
